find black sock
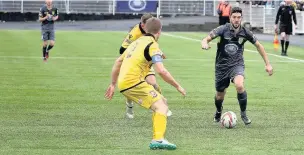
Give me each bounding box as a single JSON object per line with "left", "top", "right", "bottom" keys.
{"left": 47, "top": 45, "right": 54, "bottom": 51}
{"left": 280, "top": 40, "right": 285, "bottom": 52}
{"left": 285, "top": 41, "right": 289, "bottom": 53}
{"left": 237, "top": 91, "right": 247, "bottom": 112}
{"left": 43, "top": 46, "right": 47, "bottom": 57}
{"left": 214, "top": 97, "right": 223, "bottom": 112}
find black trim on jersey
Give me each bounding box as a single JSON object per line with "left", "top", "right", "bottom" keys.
{"left": 139, "top": 23, "right": 146, "bottom": 34}
{"left": 144, "top": 42, "right": 154, "bottom": 61}
{"left": 144, "top": 33, "right": 155, "bottom": 39}
{"left": 120, "top": 81, "right": 145, "bottom": 93}
{"left": 119, "top": 46, "right": 127, "bottom": 54}
{"left": 145, "top": 73, "right": 155, "bottom": 79}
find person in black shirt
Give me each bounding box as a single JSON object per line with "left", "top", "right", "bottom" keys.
{"left": 39, "top": 0, "right": 59, "bottom": 61}
{"left": 275, "top": 0, "right": 297, "bottom": 56}
{"left": 201, "top": 7, "right": 273, "bottom": 125}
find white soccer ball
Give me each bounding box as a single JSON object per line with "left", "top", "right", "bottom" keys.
{"left": 220, "top": 111, "right": 237, "bottom": 129}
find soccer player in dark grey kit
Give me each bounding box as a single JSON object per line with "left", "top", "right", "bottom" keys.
{"left": 39, "top": 0, "right": 58, "bottom": 61}
{"left": 201, "top": 7, "right": 273, "bottom": 125}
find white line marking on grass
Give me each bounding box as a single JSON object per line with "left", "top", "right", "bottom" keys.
{"left": 0, "top": 56, "right": 302, "bottom": 63}
{"left": 162, "top": 33, "right": 304, "bottom": 63}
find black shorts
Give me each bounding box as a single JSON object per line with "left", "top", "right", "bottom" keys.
{"left": 41, "top": 30, "right": 55, "bottom": 41}
{"left": 219, "top": 16, "right": 230, "bottom": 25}
{"left": 279, "top": 24, "right": 292, "bottom": 35}
{"left": 215, "top": 66, "right": 245, "bottom": 92}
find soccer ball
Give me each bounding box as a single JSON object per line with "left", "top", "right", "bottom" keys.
{"left": 220, "top": 111, "right": 237, "bottom": 129}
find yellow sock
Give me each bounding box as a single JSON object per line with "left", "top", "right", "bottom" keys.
{"left": 152, "top": 112, "right": 167, "bottom": 140}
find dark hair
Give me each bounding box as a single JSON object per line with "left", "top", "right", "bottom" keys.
{"left": 141, "top": 13, "right": 153, "bottom": 24}
{"left": 230, "top": 7, "right": 242, "bottom": 16}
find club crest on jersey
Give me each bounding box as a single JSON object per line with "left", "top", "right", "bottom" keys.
{"left": 129, "top": 0, "right": 147, "bottom": 11}
{"left": 52, "top": 11, "right": 55, "bottom": 15}
{"left": 149, "top": 90, "right": 158, "bottom": 98}
{"left": 138, "top": 99, "right": 143, "bottom": 104}
{"left": 238, "top": 37, "right": 244, "bottom": 44}
{"left": 128, "top": 34, "right": 133, "bottom": 39}
{"left": 225, "top": 43, "right": 239, "bottom": 55}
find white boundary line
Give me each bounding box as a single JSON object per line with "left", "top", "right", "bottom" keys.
{"left": 162, "top": 33, "right": 304, "bottom": 63}
{"left": 0, "top": 56, "right": 301, "bottom": 63}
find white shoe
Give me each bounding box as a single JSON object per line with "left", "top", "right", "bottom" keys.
{"left": 167, "top": 110, "right": 172, "bottom": 117}
{"left": 125, "top": 101, "right": 134, "bottom": 119}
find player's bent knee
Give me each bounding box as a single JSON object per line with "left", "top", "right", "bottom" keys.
{"left": 43, "top": 41, "right": 48, "bottom": 47}
{"left": 216, "top": 91, "right": 226, "bottom": 100}
{"left": 151, "top": 99, "right": 168, "bottom": 115}
{"left": 50, "top": 41, "right": 55, "bottom": 46}
{"left": 235, "top": 83, "right": 245, "bottom": 93}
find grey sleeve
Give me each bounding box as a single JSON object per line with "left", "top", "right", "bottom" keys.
{"left": 39, "top": 7, "right": 44, "bottom": 17}
{"left": 209, "top": 25, "right": 226, "bottom": 39}
{"left": 244, "top": 28, "right": 257, "bottom": 44}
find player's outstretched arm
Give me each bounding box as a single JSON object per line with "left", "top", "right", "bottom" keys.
{"left": 254, "top": 41, "right": 273, "bottom": 76}
{"left": 153, "top": 55, "right": 186, "bottom": 96}
{"left": 201, "top": 25, "right": 225, "bottom": 50}
{"left": 104, "top": 55, "right": 124, "bottom": 100}
{"left": 201, "top": 35, "right": 212, "bottom": 50}
{"left": 274, "top": 6, "right": 282, "bottom": 30}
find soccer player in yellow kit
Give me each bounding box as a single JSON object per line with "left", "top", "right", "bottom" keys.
{"left": 105, "top": 17, "right": 186, "bottom": 150}
{"left": 119, "top": 13, "right": 171, "bottom": 118}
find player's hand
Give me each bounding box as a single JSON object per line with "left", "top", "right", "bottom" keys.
{"left": 274, "top": 25, "right": 278, "bottom": 34}
{"left": 176, "top": 85, "right": 186, "bottom": 97}
{"left": 104, "top": 84, "right": 115, "bottom": 100}
{"left": 52, "top": 16, "right": 56, "bottom": 21}
{"left": 162, "top": 54, "right": 167, "bottom": 59}
{"left": 295, "top": 25, "right": 298, "bottom": 29}
{"left": 201, "top": 41, "right": 210, "bottom": 50}
{"left": 265, "top": 64, "right": 273, "bottom": 76}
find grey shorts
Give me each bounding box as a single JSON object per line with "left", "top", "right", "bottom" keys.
{"left": 41, "top": 30, "right": 55, "bottom": 41}
{"left": 215, "top": 66, "right": 245, "bottom": 92}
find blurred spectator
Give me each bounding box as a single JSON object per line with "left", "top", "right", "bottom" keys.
{"left": 217, "top": 0, "right": 231, "bottom": 25}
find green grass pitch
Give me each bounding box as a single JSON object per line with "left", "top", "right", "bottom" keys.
{"left": 0, "top": 30, "right": 303, "bottom": 155}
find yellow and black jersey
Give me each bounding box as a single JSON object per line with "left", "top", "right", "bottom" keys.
{"left": 119, "top": 23, "right": 146, "bottom": 54}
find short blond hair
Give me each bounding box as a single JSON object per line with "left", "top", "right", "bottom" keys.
{"left": 145, "top": 17, "right": 162, "bottom": 34}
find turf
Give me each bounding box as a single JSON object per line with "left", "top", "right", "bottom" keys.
{"left": 0, "top": 30, "right": 303, "bottom": 155}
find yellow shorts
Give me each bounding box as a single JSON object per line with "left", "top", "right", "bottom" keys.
{"left": 146, "top": 68, "right": 155, "bottom": 78}
{"left": 121, "top": 82, "right": 163, "bottom": 109}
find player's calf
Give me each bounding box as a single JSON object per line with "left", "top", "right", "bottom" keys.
{"left": 42, "top": 41, "right": 48, "bottom": 59}
{"left": 214, "top": 91, "right": 225, "bottom": 122}
{"left": 234, "top": 75, "right": 251, "bottom": 125}
{"left": 149, "top": 98, "right": 176, "bottom": 150}
{"left": 46, "top": 41, "right": 55, "bottom": 58}
{"left": 125, "top": 99, "right": 134, "bottom": 119}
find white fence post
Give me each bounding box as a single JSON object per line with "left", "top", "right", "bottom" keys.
{"left": 21, "top": 0, "right": 23, "bottom": 13}
{"left": 249, "top": 1, "right": 252, "bottom": 25}
{"left": 157, "top": 0, "right": 161, "bottom": 18}
{"left": 213, "top": 0, "right": 216, "bottom": 16}
{"left": 203, "top": 0, "right": 206, "bottom": 16}
{"left": 112, "top": 0, "right": 115, "bottom": 15}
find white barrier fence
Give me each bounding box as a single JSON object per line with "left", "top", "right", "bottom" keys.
{"left": 0, "top": 0, "right": 303, "bottom": 34}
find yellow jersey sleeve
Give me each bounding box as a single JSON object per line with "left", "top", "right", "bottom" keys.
{"left": 148, "top": 42, "right": 163, "bottom": 58}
